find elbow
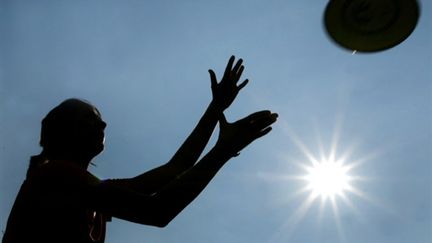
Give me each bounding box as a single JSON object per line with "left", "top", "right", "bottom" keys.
{"left": 140, "top": 210, "right": 175, "bottom": 228}
{"left": 147, "top": 198, "right": 183, "bottom": 228}
{"left": 130, "top": 215, "right": 171, "bottom": 228}
{"left": 149, "top": 216, "right": 173, "bottom": 228}
{"left": 154, "top": 221, "right": 169, "bottom": 228}
{"left": 117, "top": 209, "right": 173, "bottom": 228}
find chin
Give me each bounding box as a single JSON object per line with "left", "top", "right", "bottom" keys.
{"left": 95, "top": 144, "right": 105, "bottom": 155}
{"left": 85, "top": 144, "right": 104, "bottom": 158}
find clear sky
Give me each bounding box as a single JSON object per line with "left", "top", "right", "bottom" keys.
{"left": 1, "top": 1, "right": 431, "bottom": 243}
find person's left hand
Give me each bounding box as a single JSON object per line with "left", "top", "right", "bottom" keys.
{"left": 215, "top": 110, "right": 278, "bottom": 157}
{"left": 209, "top": 55, "right": 249, "bottom": 112}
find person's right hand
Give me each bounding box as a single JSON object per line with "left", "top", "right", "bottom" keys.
{"left": 216, "top": 111, "right": 278, "bottom": 157}
{"left": 209, "top": 56, "right": 249, "bottom": 112}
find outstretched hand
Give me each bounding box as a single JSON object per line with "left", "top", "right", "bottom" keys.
{"left": 209, "top": 56, "right": 249, "bottom": 112}
{"left": 216, "top": 111, "right": 278, "bottom": 157}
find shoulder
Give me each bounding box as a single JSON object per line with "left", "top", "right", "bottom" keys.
{"left": 28, "top": 160, "right": 101, "bottom": 187}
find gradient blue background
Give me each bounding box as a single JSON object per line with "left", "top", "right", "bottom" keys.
{"left": 1, "top": 1, "right": 431, "bottom": 242}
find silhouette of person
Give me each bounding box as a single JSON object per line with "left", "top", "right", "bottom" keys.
{"left": 2, "top": 56, "right": 278, "bottom": 243}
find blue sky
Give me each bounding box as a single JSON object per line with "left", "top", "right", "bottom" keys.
{"left": 1, "top": 1, "right": 431, "bottom": 243}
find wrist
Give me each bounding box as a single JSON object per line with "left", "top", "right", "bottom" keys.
{"left": 208, "top": 101, "right": 224, "bottom": 117}
{"left": 209, "top": 100, "right": 221, "bottom": 110}
{"left": 213, "top": 142, "right": 240, "bottom": 160}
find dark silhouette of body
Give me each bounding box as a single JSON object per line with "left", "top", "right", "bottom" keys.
{"left": 2, "top": 56, "right": 277, "bottom": 243}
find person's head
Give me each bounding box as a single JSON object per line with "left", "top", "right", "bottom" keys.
{"left": 38, "top": 98, "right": 107, "bottom": 166}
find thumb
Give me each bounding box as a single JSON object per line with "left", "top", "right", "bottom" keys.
{"left": 208, "top": 69, "right": 217, "bottom": 90}
{"left": 219, "top": 112, "right": 228, "bottom": 127}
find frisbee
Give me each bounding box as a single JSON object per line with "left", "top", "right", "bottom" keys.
{"left": 324, "top": 0, "right": 420, "bottom": 52}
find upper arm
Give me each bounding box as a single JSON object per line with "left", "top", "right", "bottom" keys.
{"left": 35, "top": 162, "right": 170, "bottom": 227}
{"left": 114, "top": 162, "right": 188, "bottom": 195}
{"left": 91, "top": 179, "right": 170, "bottom": 226}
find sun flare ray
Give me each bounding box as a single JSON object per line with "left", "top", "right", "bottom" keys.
{"left": 330, "top": 197, "right": 346, "bottom": 243}
{"left": 274, "top": 117, "right": 379, "bottom": 242}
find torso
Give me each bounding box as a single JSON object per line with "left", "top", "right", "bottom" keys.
{"left": 2, "top": 161, "right": 109, "bottom": 243}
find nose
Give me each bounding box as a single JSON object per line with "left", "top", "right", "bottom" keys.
{"left": 99, "top": 120, "right": 107, "bottom": 129}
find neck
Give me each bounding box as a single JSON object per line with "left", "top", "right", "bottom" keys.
{"left": 41, "top": 150, "right": 93, "bottom": 169}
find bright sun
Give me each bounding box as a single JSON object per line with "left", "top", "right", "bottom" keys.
{"left": 271, "top": 118, "right": 376, "bottom": 242}
{"left": 305, "top": 159, "right": 351, "bottom": 199}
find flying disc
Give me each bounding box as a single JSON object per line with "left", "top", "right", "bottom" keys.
{"left": 324, "top": 0, "right": 420, "bottom": 52}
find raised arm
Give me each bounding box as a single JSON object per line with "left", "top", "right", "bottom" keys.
{"left": 117, "top": 56, "right": 249, "bottom": 193}
{"left": 97, "top": 110, "right": 278, "bottom": 227}
{"left": 168, "top": 55, "right": 249, "bottom": 167}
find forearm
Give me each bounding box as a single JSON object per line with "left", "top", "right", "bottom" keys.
{"left": 112, "top": 102, "right": 221, "bottom": 194}
{"left": 168, "top": 101, "right": 221, "bottom": 170}
{"left": 103, "top": 110, "right": 277, "bottom": 226}
{"left": 99, "top": 145, "right": 233, "bottom": 227}
{"left": 150, "top": 145, "right": 233, "bottom": 226}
